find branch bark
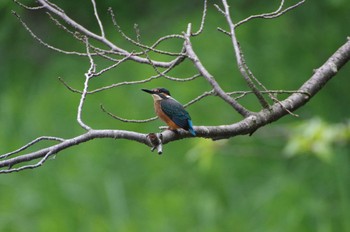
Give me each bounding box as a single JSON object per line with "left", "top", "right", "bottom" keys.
{"left": 35, "top": 0, "right": 181, "bottom": 68}
{"left": 3, "top": 0, "right": 349, "bottom": 173}
{"left": 184, "top": 23, "right": 252, "bottom": 118}
{"left": 1, "top": 39, "right": 349, "bottom": 173}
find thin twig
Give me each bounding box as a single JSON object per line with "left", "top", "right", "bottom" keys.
{"left": 91, "top": 0, "right": 105, "bottom": 37}
{"left": 236, "top": 0, "right": 285, "bottom": 27}
{"left": 184, "top": 23, "right": 251, "bottom": 117}
{"left": 148, "top": 34, "right": 185, "bottom": 50}
{"left": 47, "top": 12, "right": 124, "bottom": 62}
{"left": 12, "top": 0, "right": 44, "bottom": 10}
{"left": 0, "top": 136, "right": 64, "bottom": 160}
{"left": 235, "top": 0, "right": 306, "bottom": 28}
{"left": 36, "top": 0, "right": 179, "bottom": 67}
{"left": 219, "top": 0, "right": 269, "bottom": 108}
{"left": 12, "top": 11, "right": 87, "bottom": 56}
{"left": 192, "top": 0, "right": 208, "bottom": 36}
{"left": 93, "top": 52, "right": 134, "bottom": 77}
{"left": 133, "top": 25, "right": 200, "bottom": 82}
{"left": 60, "top": 73, "right": 159, "bottom": 95}
{"left": 77, "top": 37, "right": 94, "bottom": 131}
{"left": 0, "top": 150, "right": 54, "bottom": 174}
{"left": 58, "top": 77, "right": 81, "bottom": 94}
{"left": 108, "top": 8, "right": 185, "bottom": 57}
{"left": 183, "top": 90, "right": 215, "bottom": 107}
{"left": 59, "top": 54, "right": 186, "bottom": 95}
{"left": 213, "top": 4, "right": 225, "bottom": 16}
{"left": 88, "top": 54, "right": 188, "bottom": 94}
{"left": 217, "top": 27, "right": 231, "bottom": 36}
{"left": 100, "top": 105, "right": 158, "bottom": 123}
{"left": 77, "top": 75, "right": 92, "bottom": 130}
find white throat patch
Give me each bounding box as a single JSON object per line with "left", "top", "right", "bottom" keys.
{"left": 152, "top": 94, "right": 163, "bottom": 101}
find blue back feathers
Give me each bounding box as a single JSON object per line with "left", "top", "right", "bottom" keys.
{"left": 160, "top": 98, "right": 196, "bottom": 136}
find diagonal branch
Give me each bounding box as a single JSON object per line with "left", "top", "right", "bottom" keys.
{"left": 35, "top": 0, "right": 180, "bottom": 68}
{"left": 219, "top": 0, "right": 269, "bottom": 108}
{"left": 184, "top": 23, "right": 252, "bottom": 118}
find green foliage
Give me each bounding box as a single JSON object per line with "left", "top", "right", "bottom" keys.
{"left": 284, "top": 118, "right": 350, "bottom": 162}
{"left": 0, "top": 0, "right": 349, "bottom": 231}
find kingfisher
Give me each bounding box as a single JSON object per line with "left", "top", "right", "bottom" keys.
{"left": 142, "top": 88, "right": 196, "bottom": 136}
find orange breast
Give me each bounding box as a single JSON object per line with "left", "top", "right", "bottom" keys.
{"left": 154, "top": 101, "right": 180, "bottom": 130}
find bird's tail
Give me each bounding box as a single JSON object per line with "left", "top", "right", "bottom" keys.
{"left": 188, "top": 120, "right": 196, "bottom": 136}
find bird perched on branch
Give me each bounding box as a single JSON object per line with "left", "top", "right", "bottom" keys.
{"left": 142, "top": 88, "right": 196, "bottom": 136}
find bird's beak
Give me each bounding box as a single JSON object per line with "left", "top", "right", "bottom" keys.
{"left": 141, "top": 89, "right": 154, "bottom": 94}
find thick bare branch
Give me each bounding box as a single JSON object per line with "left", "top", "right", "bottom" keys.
{"left": 2, "top": 38, "right": 348, "bottom": 173}
{"left": 0, "top": 130, "right": 151, "bottom": 173}
{"left": 5, "top": 0, "right": 349, "bottom": 174}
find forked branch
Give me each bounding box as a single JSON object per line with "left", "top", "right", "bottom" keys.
{"left": 2, "top": 0, "right": 349, "bottom": 174}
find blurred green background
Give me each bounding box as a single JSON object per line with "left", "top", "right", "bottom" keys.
{"left": 1, "top": 0, "right": 350, "bottom": 231}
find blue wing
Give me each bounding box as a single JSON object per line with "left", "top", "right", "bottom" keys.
{"left": 160, "top": 98, "right": 196, "bottom": 136}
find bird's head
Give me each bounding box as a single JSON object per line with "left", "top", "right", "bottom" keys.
{"left": 142, "top": 88, "right": 171, "bottom": 101}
